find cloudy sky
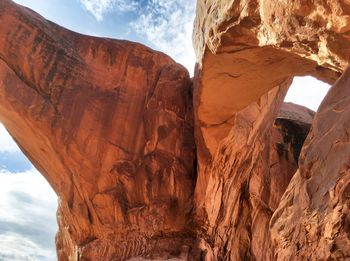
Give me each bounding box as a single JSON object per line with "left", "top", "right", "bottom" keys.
{"left": 0, "top": 124, "right": 57, "bottom": 261}
{"left": 0, "top": 0, "right": 330, "bottom": 260}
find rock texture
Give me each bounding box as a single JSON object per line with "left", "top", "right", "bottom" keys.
{"left": 271, "top": 69, "right": 350, "bottom": 260}
{"left": 192, "top": 86, "right": 314, "bottom": 260}
{"left": 192, "top": 0, "right": 350, "bottom": 260}
{"left": 1, "top": 0, "right": 350, "bottom": 260}
{"left": 0, "top": 1, "right": 195, "bottom": 260}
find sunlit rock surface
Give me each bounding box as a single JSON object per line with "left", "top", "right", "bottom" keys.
{"left": 271, "top": 69, "right": 350, "bottom": 260}
{"left": 1, "top": 0, "right": 350, "bottom": 260}
{"left": 192, "top": 0, "right": 349, "bottom": 260}
{"left": 0, "top": 1, "right": 195, "bottom": 260}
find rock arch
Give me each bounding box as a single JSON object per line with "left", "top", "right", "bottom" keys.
{"left": 192, "top": 0, "right": 350, "bottom": 260}
{"left": 1, "top": 0, "right": 350, "bottom": 260}
{"left": 0, "top": 1, "right": 195, "bottom": 260}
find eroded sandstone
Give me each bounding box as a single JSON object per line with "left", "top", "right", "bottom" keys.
{"left": 192, "top": 0, "right": 350, "bottom": 260}
{"left": 271, "top": 68, "right": 350, "bottom": 260}
{"left": 0, "top": 1, "right": 195, "bottom": 260}
{"left": 1, "top": 0, "right": 350, "bottom": 260}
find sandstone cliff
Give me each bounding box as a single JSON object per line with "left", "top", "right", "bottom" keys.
{"left": 192, "top": 0, "right": 349, "bottom": 259}
{"left": 1, "top": 0, "right": 350, "bottom": 260}
{"left": 271, "top": 70, "right": 350, "bottom": 260}
{"left": 0, "top": 0, "right": 195, "bottom": 260}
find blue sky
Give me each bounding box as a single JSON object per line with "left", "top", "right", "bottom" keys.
{"left": 12, "top": 0, "right": 197, "bottom": 73}
{"left": 0, "top": 0, "right": 331, "bottom": 260}
{"left": 0, "top": 125, "right": 57, "bottom": 261}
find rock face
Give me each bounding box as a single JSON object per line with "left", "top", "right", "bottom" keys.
{"left": 270, "top": 69, "right": 350, "bottom": 260}
{"left": 192, "top": 0, "right": 350, "bottom": 260}
{"left": 192, "top": 86, "right": 313, "bottom": 260}
{"left": 0, "top": 1, "right": 195, "bottom": 260}
{"left": 1, "top": 0, "right": 350, "bottom": 260}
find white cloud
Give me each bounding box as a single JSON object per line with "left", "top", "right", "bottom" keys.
{"left": 285, "top": 76, "right": 331, "bottom": 111}
{"left": 0, "top": 234, "right": 54, "bottom": 261}
{"left": 78, "top": 0, "right": 138, "bottom": 21}
{"left": 131, "top": 0, "right": 196, "bottom": 74}
{"left": 0, "top": 169, "right": 58, "bottom": 261}
{"left": 77, "top": 0, "right": 197, "bottom": 74}
{"left": 0, "top": 123, "right": 20, "bottom": 153}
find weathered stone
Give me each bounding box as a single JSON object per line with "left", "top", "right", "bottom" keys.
{"left": 271, "top": 68, "right": 350, "bottom": 261}
{"left": 192, "top": 0, "right": 349, "bottom": 259}
{"left": 0, "top": 1, "right": 195, "bottom": 260}
{"left": 2, "top": 0, "right": 350, "bottom": 260}
{"left": 193, "top": 85, "right": 314, "bottom": 260}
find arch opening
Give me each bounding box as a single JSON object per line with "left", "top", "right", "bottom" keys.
{"left": 193, "top": 39, "right": 342, "bottom": 260}
{"left": 0, "top": 123, "right": 57, "bottom": 260}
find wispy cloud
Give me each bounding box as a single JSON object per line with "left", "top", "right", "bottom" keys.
{"left": 131, "top": 0, "right": 196, "bottom": 74}
{"left": 78, "top": 0, "right": 138, "bottom": 21}
{"left": 0, "top": 169, "right": 58, "bottom": 260}
{"left": 0, "top": 234, "right": 54, "bottom": 261}
{"left": 77, "top": 0, "right": 196, "bottom": 73}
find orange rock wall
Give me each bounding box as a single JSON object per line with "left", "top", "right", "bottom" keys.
{"left": 192, "top": 0, "right": 350, "bottom": 260}
{"left": 271, "top": 68, "right": 350, "bottom": 260}
{"left": 1, "top": 0, "right": 350, "bottom": 260}
{"left": 0, "top": 1, "right": 195, "bottom": 260}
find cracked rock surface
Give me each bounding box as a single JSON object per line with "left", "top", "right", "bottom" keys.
{"left": 1, "top": 0, "right": 350, "bottom": 260}
{"left": 192, "top": 0, "right": 350, "bottom": 260}
{"left": 0, "top": 1, "right": 195, "bottom": 260}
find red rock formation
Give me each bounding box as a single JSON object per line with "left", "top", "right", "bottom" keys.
{"left": 271, "top": 68, "right": 350, "bottom": 260}
{"left": 1, "top": 0, "right": 350, "bottom": 260}
{"left": 192, "top": 86, "right": 315, "bottom": 260}
{"left": 0, "top": 1, "right": 195, "bottom": 260}
{"left": 192, "top": 0, "right": 349, "bottom": 260}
